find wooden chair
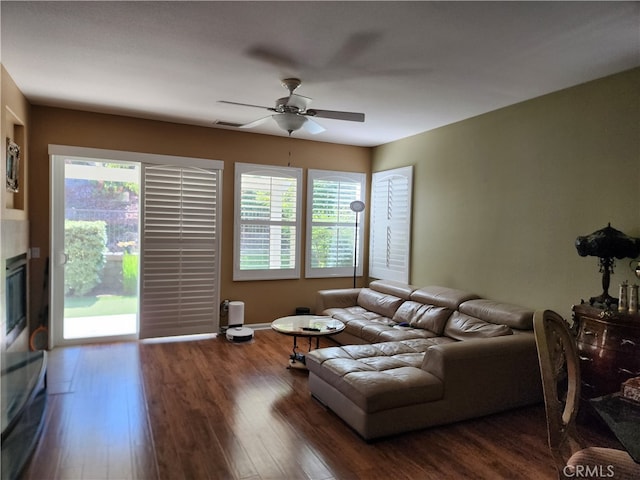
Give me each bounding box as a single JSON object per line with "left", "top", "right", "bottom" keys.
{"left": 533, "top": 309, "right": 640, "bottom": 479}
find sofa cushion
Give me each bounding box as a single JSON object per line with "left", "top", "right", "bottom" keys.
{"left": 377, "top": 327, "right": 440, "bottom": 342}
{"left": 359, "top": 322, "right": 405, "bottom": 343}
{"left": 340, "top": 368, "right": 443, "bottom": 413}
{"left": 326, "top": 309, "right": 394, "bottom": 338}
{"left": 458, "top": 299, "right": 534, "bottom": 330}
{"left": 444, "top": 312, "right": 513, "bottom": 340}
{"left": 410, "top": 286, "right": 480, "bottom": 309}
{"left": 328, "top": 306, "right": 391, "bottom": 323}
{"left": 357, "top": 288, "right": 404, "bottom": 318}
{"left": 369, "top": 279, "right": 417, "bottom": 300}
{"left": 392, "top": 301, "right": 453, "bottom": 335}
{"left": 306, "top": 341, "right": 445, "bottom": 413}
{"left": 308, "top": 339, "right": 448, "bottom": 372}
{"left": 344, "top": 319, "right": 439, "bottom": 344}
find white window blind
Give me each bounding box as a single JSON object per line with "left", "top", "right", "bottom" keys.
{"left": 369, "top": 166, "right": 413, "bottom": 283}
{"left": 234, "top": 163, "right": 302, "bottom": 280}
{"left": 306, "top": 170, "right": 366, "bottom": 278}
{"left": 140, "top": 165, "right": 221, "bottom": 339}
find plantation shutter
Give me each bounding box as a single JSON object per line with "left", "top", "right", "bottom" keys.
{"left": 306, "top": 170, "right": 366, "bottom": 278}
{"left": 369, "top": 166, "right": 413, "bottom": 283}
{"left": 140, "top": 164, "right": 221, "bottom": 339}
{"left": 233, "top": 163, "right": 302, "bottom": 281}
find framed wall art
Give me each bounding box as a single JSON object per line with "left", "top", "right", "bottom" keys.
{"left": 6, "top": 139, "right": 20, "bottom": 193}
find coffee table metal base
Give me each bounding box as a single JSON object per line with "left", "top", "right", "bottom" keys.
{"left": 289, "top": 352, "right": 308, "bottom": 369}
{"left": 270, "top": 315, "right": 345, "bottom": 369}
{"left": 287, "top": 335, "right": 327, "bottom": 368}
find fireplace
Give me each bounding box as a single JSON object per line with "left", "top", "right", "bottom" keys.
{"left": 5, "top": 253, "right": 27, "bottom": 348}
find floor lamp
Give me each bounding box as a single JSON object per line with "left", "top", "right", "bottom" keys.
{"left": 350, "top": 200, "right": 365, "bottom": 288}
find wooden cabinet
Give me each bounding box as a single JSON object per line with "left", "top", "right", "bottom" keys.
{"left": 573, "top": 303, "right": 640, "bottom": 399}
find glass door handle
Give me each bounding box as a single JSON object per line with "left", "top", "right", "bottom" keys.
{"left": 59, "top": 252, "right": 69, "bottom": 265}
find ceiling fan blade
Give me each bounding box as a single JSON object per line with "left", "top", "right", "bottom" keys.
{"left": 305, "top": 109, "right": 365, "bottom": 122}
{"left": 240, "top": 115, "right": 273, "bottom": 129}
{"left": 286, "top": 94, "right": 312, "bottom": 111}
{"left": 246, "top": 46, "right": 302, "bottom": 71}
{"left": 219, "top": 100, "right": 274, "bottom": 111}
{"left": 302, "top": 117, "right": 326, "bottom": 134}
{"left": 327, "top": 31, "right": 382, "bottom": 67}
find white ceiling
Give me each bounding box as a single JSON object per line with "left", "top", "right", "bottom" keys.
{"left": 1, "top": 1, "right": 639, "bottom": 147}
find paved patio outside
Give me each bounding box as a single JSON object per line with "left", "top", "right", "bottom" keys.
{"left": 64, "top": 313, "right": 137, "bottom": 339}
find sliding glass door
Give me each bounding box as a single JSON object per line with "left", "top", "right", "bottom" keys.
{"left": 50, "top": 146, "right": 223, "bottom": 347}
{"left": 51, "top": 157, "right": 140, "bottom": 345}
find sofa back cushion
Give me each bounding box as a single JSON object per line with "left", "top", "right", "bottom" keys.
{"left": 357, "top": 288, "right": 404, "bottom": 318}
{"left": 369, "top": 280, "right": 416, "bottom": 300}
{"left": 444, "top": 312, "right": 513, "bottom": 340}
{"left": 410, "top": 286, "right": 480, "bottom": 309}
{"left": 392, "top": 301, "right": 453, "bottom": 335}
{"left": 458, "top": 299, "right": 534, "bottom": 330}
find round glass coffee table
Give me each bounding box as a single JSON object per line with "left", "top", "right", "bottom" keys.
{"left": 271, "top": 315, "right": 345, "bottom": 369}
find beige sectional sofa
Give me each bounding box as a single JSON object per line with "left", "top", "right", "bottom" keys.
{"left": 306, "top": 280, "right": 543, "bottom": 440}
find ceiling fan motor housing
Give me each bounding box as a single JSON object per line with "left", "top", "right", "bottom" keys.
{"left": 275, "top": 97, "right": 295, "bottom": 112}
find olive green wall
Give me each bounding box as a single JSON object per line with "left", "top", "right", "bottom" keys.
{"left": 373, "top": 68, "right": 640, "bottom": 319}
{"left": 28, "top": 107, "right": 371, "bottom": 329}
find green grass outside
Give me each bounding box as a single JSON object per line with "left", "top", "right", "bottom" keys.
{"left": 64, "top": 295, "right": 138, "bottom": 318}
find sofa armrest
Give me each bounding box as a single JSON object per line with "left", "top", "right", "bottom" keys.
{"left": 315, "top": 288, "right": 361, "bottom": 314}
{"left": 422, "top": 334, "right": 542, "bottom": 405}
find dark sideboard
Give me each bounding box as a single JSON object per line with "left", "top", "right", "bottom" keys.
{"left": 573, "top": 303, "right": 640, "bottom": 399}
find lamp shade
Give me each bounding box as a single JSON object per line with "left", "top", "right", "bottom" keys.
{"left": 575, "top": 223, "right": 640, "bottom": 259}
{"left": 350, "top": 200, "right": 365, "bottom": 213}
{"left": 273, "top": 113, "right": 307, "bottom": 133}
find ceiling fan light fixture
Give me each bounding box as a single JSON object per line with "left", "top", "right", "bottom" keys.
{"left": 274, "top": 113, "right": 307, "bottom": 134}
{"left": 219, "top": 77, "right": 364, "bottom": 136}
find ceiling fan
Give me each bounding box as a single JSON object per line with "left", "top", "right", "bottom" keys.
{"left": 218, "top": 78, "right": 365, "bottom": 135}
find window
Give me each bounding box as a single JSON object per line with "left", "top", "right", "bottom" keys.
{"left": 306, "top": 170, "right": 366, "bottom": 278}
{"left": 234, "top": 163, "right": 302, "bottom": 280}
{"left": 369, "top": 166, "right": 413, "bottom": 283}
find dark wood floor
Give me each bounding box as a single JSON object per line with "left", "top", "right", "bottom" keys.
{"left": 22, "top": 329, "right": 620, "bottom": 480}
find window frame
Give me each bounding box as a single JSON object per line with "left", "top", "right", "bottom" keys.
{"left": 305, "top": 169, "right": 366, "bottom": 279}
{"left": 233, "top": 162, "right": 303, "bottom": 281}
